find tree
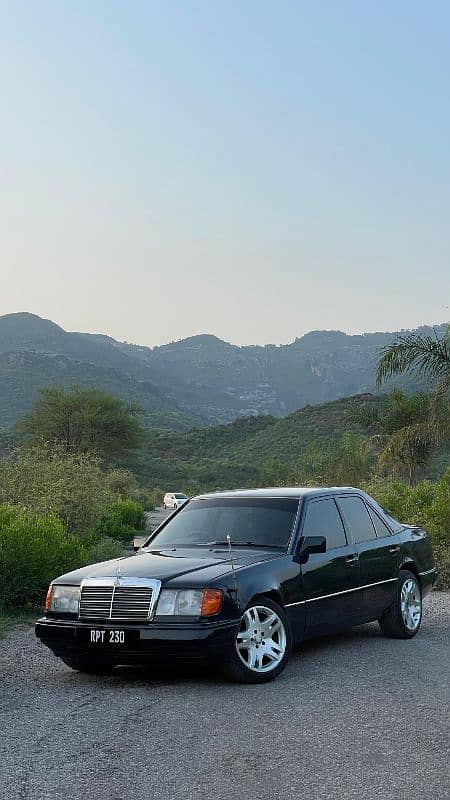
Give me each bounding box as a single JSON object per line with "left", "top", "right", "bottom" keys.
{"left": 18, "top": 387, "right": 144, "bottom": 461}
{"left": 378, "top": 424, "right": 433, "bottom": 486}
{"left": 376, "top": 328, "right": 450, "bottom": 465}
{"left": 332, "top": 432, "right": 375, "bottom": 485}
{"left": 376, "top": 326, "right": 450, "bottom": 391}
{"left": 356, "top": 390, "right": 433, "bottom": 485}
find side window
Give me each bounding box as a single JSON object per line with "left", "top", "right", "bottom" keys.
{"left": 302, "top": 498, "right": 347, "bottom": 550}
{"left": 381, "top": 510, "right": 404, "bottom": 533}
{"left": 337, "top": 496, "right": 376, "bottom": 544}
{"left": 367, "top": 505, "right": 392, "bottom": 538}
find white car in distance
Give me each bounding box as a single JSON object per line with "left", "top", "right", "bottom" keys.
{"left": 163, "top": 492, "right": 189, "bottom": 510}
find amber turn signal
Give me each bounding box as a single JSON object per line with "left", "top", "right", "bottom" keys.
{"left": 201, "top": 588, "right": 223, "bottom": 616}
{"left": 45, "top": 585, "right": 53, "bottom": 612}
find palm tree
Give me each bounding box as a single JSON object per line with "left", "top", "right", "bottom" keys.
{"left": 375, "top": 328, "right": 450, "bottom": 477}
{"left": 355, "top": 390, "right": 433, "bottom": 485}
{"left": 378, "top": 420, "right": 433, "bottom": 486}
{"left": 376, "top": 326, "right": 450, "bottom": 391}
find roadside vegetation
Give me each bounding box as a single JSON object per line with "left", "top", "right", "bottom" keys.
{"left": 0, "top": 390, "right": 148, "bottom": 618}
{"left": 0, "top": 606, "right": 40, "bottom": 638}
{"left": 0, "top": 328, "right": 448, "bottom": 626}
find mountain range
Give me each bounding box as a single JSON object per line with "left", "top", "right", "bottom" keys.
{"left": 0, "top": 312, "right": 445, "bottom": 430}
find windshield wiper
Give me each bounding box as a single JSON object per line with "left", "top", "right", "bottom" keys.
{"left": 203, "top": 541, "right": 284, "bottom": 550}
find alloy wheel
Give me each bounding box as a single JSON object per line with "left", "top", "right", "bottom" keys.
{"left": 400, "top": 577, "right": 421, "bottom": 631}
{"left": 235, "top": 605, "right": 287, "bottom": 673}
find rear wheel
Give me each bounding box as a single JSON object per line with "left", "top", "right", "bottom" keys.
{"left": 224, "top": 597, "right": 291, "bottom": 683}
{"left": 60, "top": 655, "right": 114, "bottom": 674}
{"left": 378, "top": 569, "right": 422, "bottom": 639}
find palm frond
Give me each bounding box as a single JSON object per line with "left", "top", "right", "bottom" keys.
{"left": 378, "top": 422, "right": 434, "bottom": 484}
{"left": 379, "top": 422, "right": 432, "bottom": 459}
{"left": 376, "top": 327, "right": 450, "bottom": 388}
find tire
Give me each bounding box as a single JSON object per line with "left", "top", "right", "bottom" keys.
{"left": 60, "top": 655, "right": 115, "bottom": 674}
{"left": 224, "top": 596, "right": 292, "bottom": 683}
{"left": 163, "top": 504, "right": 166, "bottom": 510}
{"left": 378, "top": 569, "right": 422, "bottom": 639}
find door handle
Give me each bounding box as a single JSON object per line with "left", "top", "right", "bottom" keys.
{"left": 346, "top": 554, "right": 359, "bottom": 565}
{"left": 389, "top": 546, "right": 400, "bottom": 554}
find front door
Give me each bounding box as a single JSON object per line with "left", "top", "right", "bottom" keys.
{"left": 300, "top": 497, "right": 363, "bottom": 635}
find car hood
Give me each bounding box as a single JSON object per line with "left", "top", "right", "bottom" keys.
{"left": 53, "top": 547, "right": 281, "bottom": 587}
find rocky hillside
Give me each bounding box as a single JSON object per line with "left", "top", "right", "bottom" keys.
{"left": 0, "top": 312, "right": 445, "bottom": 428}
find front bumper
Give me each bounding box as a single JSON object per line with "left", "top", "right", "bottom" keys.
{"left": 35, "top": 617, "right": 239, "bottom": 665}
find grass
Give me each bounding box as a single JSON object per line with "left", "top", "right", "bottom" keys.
{"left": 0, "top": 606, "right": 40, "bottom": 638}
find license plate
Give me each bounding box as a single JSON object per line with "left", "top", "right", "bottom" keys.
{"left": 88, "top": 629, "right": 126, "bottom": 645}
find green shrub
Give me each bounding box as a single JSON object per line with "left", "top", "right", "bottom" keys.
{"left": 364, "top": 471, "right": 450, "bottom": 590}
{"left": 426, "top": 469, "right": 450, "bottom": 545}
{"left": 84, "top": 536, "right": 123, "bottom": 565}
{"left": 0, "top": 504, "right": 85, "bottom": 607}
{"left": 0, "top": 445, "right": 115, "bottom": 536}
{"left": 103, "top": 468, "right": 142, "bottom": 501}
{"left": 95, "top": 500, "right": 145, "bottom": 542}
{"left": 143, "top": 486, "right": 164, "bottom": 511}
{"left": 364, "top": 470, "right": 450, "bottom": 546}
{"left": 434, "top": 544, "right": 450, "bottom": 591}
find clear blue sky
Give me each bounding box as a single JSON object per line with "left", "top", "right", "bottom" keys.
{"left": 1, "top": 1, "right": 449, "bottom": 346}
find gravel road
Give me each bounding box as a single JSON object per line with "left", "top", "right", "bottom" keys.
{"left": 1, "top": 593, "right": 449, "bottom": 800}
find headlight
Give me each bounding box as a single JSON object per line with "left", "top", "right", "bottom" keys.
{"left": 46, "top": 585, "right": 80, "bottom": 614}
{"left": 156, "top": 588, "right": 223, "bottom": 617}
{"left": 157, "top": 589, "right": 203, "bottom": 615}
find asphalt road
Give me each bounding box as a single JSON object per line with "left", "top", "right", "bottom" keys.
{"left": 144, "top": 508, "right": 171, "bottom": 528}
{"left": 132, "top": 509, "right": 170, "bottom": 550}
{"left": 1, "top": 593, "right": 449, "bottom": 800}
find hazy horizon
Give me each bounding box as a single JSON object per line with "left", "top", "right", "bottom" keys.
{"left": 1, "top": 309, "right": 448, "bottom": 350}
{"left": 1, "top": 2, "right": 449, "bottom": 346}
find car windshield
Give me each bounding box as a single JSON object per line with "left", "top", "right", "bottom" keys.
{"left": 174, "top": 494, "right": 187, "bottom": 499}
{"left": 146, "top": 497, "right": 299, "bottom": 550}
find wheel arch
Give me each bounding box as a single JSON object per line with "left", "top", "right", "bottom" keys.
{"left": 399, "top": 559, "right": 420, "bottom": 586}
{"left": 248, "top": 588, "right": 284, "bottom": 609}
{"left": 240, "top": 589, "right": 294, "bottom": 650}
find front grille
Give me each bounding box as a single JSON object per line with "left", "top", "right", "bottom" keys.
{"left": 79, "top": 579, "right": 159, "bottom": 621}
{"left": 79, "top": 586, "right": 114, "bottom": 619}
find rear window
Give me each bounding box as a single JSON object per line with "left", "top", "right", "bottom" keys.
{"left": 337, "top": 496, "right": 376, "bottom": 544}
{"left": 366, "top": 498, "right": 404, "bottom": 533}
{"left": 381, "top": 510, "right": 403, "bottom": 533}
{"left": 367, "top": 506, "right": 392, "bottom": 538}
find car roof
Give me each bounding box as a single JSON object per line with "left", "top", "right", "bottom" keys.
{"left": 194, "top": 486, "right": 364, "bottom": 500}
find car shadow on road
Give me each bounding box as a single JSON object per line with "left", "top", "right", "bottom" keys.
{"left": 288, "top": 621, "right": 388, "bottom": 667}
{"left": 63, "top": 622, "right": 385, "bottom": 688}
{"left": 292, "top": 619, "right": 382, "bottom": 655}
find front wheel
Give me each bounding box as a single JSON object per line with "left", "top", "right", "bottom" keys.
{"left": 224, "top": 597, "right": 291, "bottom": 683}
{"left": 378, "top": 569, "right": 422, "bottom": 639}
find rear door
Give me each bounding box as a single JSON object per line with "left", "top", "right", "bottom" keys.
{"left": 300, "top": 497, "right": 363, "bottom": 634}
{"left": 336, "top": 495, "right": 400, "bottom": 619}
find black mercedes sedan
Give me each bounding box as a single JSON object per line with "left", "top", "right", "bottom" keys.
{"left": 36, "top": 487, "right": 437, "bottom": 683}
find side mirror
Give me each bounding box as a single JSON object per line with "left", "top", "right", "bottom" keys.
{"left": 133, "top": 535, "right": 148, "bottom": 552}
{"left": 297, "top": 535, "right": 326, "bottom": 563}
